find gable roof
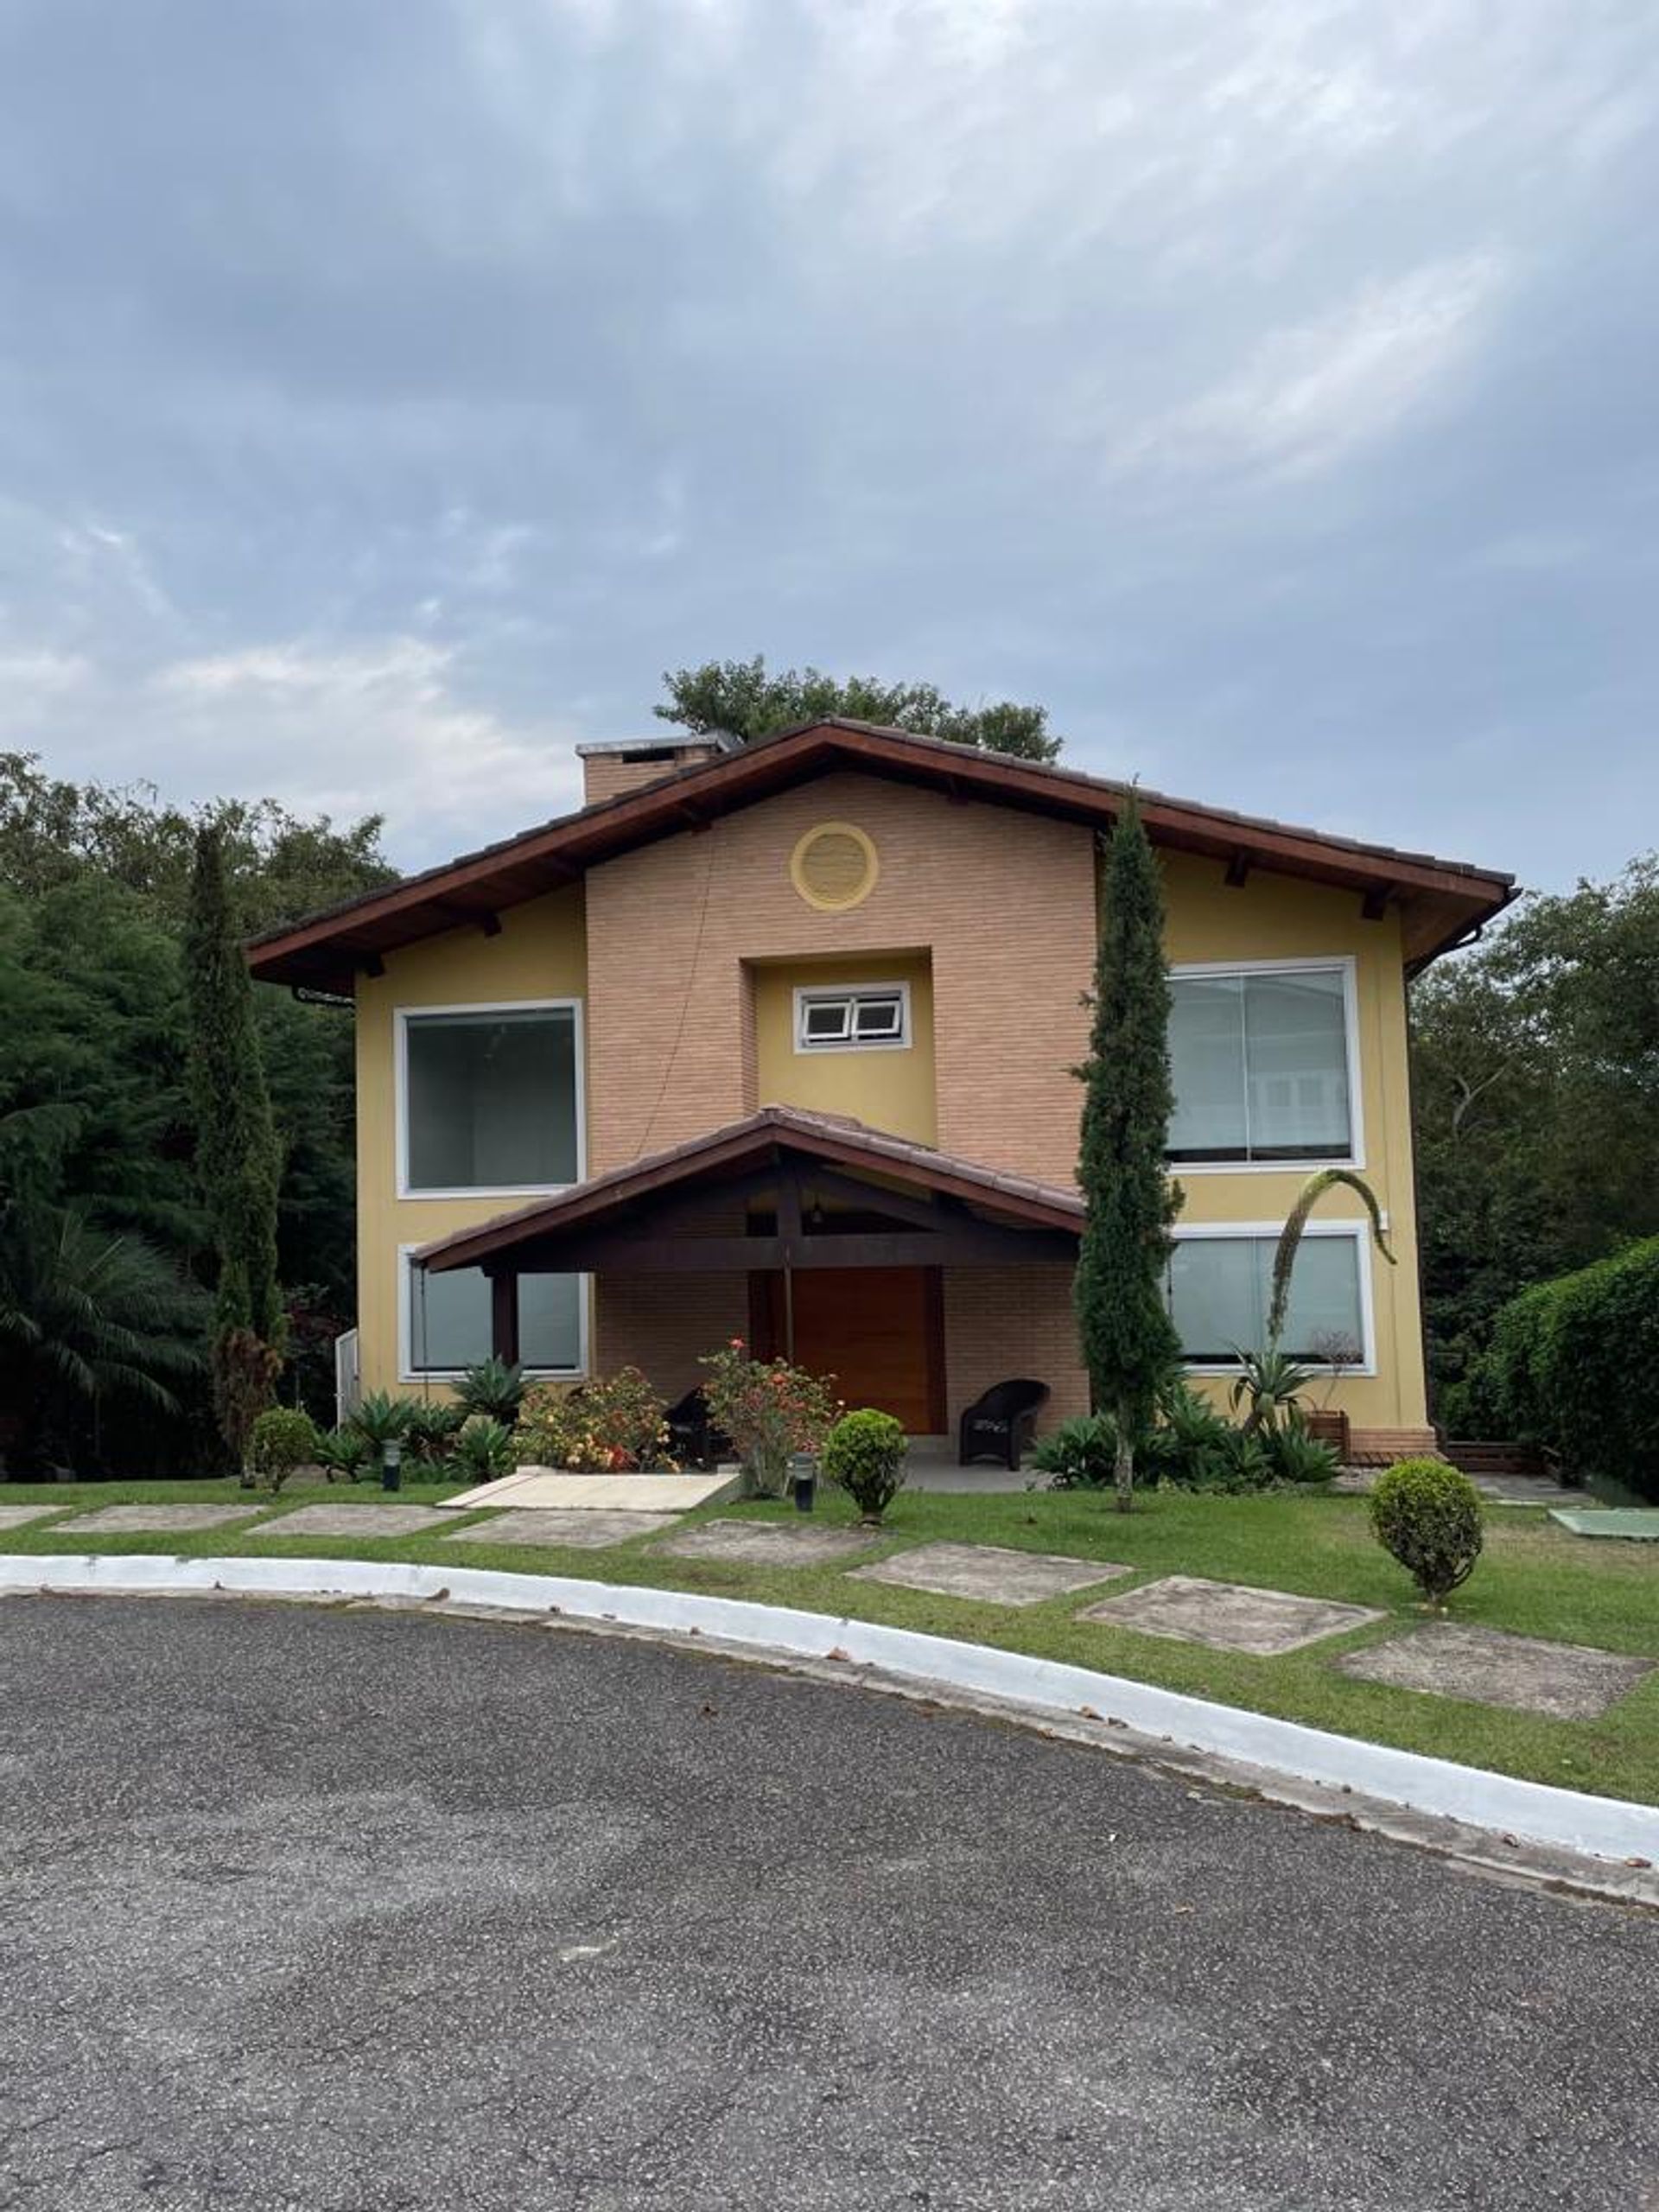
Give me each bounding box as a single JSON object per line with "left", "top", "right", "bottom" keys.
{"left": 414, "top": 1103, "right": 1085, "bottom": 1274}
{"left": 248, "top": 717, "right": 1516, "bottom": 992}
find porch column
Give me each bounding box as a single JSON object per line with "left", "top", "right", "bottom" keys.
{"left": 489, "top": 1268, "right": 520, "bottom": 1365}
{"left": 776, "top": 1169, "right": 803, "bottom": 1362}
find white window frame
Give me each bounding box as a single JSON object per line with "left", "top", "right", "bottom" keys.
{"left": 394, "top": 998, "right": 587, "bottom": 1202}
{"left": 1166, "top": 955, "right": 1364, "bottom": 1175}
{"left": 792, "top": 981, "right": 912, "bottom": 1055}
{"left": 397, "top": 1246, "right": 589, "bottom": 1383}
{"left": 1168, "top": 1219, "right": 1378, "bottom": 1376}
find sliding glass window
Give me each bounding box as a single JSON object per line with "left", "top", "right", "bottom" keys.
{"left": 1168, "top": 965, "right": 1354, "bottom": 1165}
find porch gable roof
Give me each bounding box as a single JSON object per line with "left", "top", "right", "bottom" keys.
{"left": 414, "top": 1105, "right": 1084, "bottom": 1275}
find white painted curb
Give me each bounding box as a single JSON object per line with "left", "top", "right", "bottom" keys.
{"left": 4, "top": 1550, "right": 1656, "bottom": 1868}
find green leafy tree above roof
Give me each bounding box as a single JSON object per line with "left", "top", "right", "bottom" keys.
{"left": 654, "top": 656, "right": 1061, "bottom": 762}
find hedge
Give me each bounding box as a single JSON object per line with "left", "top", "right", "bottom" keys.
{"left": 1476, "top": 1237, "right": 1659, "bottom": 1499}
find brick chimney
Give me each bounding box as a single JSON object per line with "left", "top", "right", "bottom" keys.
{"left": 577, "top": 736, "right": 723, "bottom": 808}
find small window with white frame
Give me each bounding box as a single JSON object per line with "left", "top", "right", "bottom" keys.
{"left": 794, "top": 982, "right": 911, "bottom": 1052}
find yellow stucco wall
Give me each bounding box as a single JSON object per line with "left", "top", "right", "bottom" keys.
{"left": 751, "top": 951, "right": 938, "bottom": 1143}
{"left": 1159, "top": 851, "right": 1424, "bottom": 1431}
{"left": 353, "top": 885, "right": 588, "bottom": 1401}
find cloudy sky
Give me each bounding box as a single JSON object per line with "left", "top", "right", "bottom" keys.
{"left": 1, "top": 0, "right": 1654, "bottom": 888}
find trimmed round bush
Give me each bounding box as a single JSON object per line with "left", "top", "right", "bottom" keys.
{"left": 249, "top": 1407, "right": 319, "bottom": 1493}
{"left": 1369, "top": 1457, "right": 1484, "bottom": 1607}
{"left": 822, "top": 1408, "right": 908, "bottom": 1522}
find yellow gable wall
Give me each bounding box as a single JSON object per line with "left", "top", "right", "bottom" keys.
{"left": 1158, "top": 851, "right": 1425, "bottom": 1432}
{"left": 353, "top": 885, "right": 588, "bottom": 1401}
{"left": 751, "top": 951, "right": 938, "bottom": 1144}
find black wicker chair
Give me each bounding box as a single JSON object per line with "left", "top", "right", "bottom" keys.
{"left": 957, "top": 1378, "right": 1051, "bottom": 1471}
{"left": 664, "top": 1386, "right": 731, "bottom": 1471}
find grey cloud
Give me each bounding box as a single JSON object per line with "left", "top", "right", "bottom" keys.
{"left": 0, "top": 0, "right": 1654, "bottom": 880}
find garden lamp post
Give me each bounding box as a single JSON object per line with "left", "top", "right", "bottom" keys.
{"left": 790, "top": 1451, "right": 818, "bottom": 1514}
{"left": 381, "top": 1437, "right": 403, "bottom": 1494}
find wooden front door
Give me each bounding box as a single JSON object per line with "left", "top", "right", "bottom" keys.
{"left": 755, "top": 1267, "right": 944, "bottom": 1434}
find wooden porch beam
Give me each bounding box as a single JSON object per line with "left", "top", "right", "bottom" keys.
{"left": 490, "top": 1227, "right": 1079, "bottom": 1274}
{"left": 488, "top": 1269, "right": 520, "bottom": 1364}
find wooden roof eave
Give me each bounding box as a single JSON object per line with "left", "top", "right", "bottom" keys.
{"left": 247, "top": 720, "right": 1516, "bottom": 987}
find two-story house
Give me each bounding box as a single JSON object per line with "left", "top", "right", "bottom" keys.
{"left": 248, "top": 720, "right": 1513, "bottom": 1459}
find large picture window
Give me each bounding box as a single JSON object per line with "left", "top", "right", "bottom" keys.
{"left": 398, "top": 1002, "right": 582, "bottom": 1197}
{"left": 1167, "top": 962, "right": 1357, "bottom": 1166}
{"left": 402, "top": 1255, "right": 584, "bottom": 1378}
{"left": 1166, "top": 1228, "right": 1370, "bottom": 1370}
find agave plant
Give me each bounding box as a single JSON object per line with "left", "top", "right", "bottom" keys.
{"left": 454, "top": 1357, "right": 526, "bottom": 1425}
{"left": 313, "top": 1426, "right": 373, "bottom": 1483}
{"left": 349, "top": 1389, "right": 416, "bottom": 1451}
{"left": 1227, "top": 1345, "right": 1318, "bottom": 1437}
{"left": 404, "top": 1400, "right": 467, "bottom": 1466}
{"left": 451, "top": 1415, "right": 516, "bottom": 1484}
{"left": 1267, "top": 1169, "right": 1395, "bottom": 1351}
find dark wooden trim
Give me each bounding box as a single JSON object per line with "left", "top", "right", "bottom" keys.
{"left": 1224, "top": 850, "right": 1251, "bottom": 888}
{"left": 1361, "top": 885, "right": 1391, "bottom": 921}
{"left": 747, "top": 1272, "right": 772, "bottom": 1357}
{"left": 478, "top": 1226, "right": 1079, "bottom": 1274}
{"left": 794, "top": 1166, "right": 944, "bottom": 1231}
{"left": 489, "top": 1271, "right": 519, "bottom": 1364}
{"left": 248, "top": 719, "right": 1516, "bottom": 988}
{"left": 923, "top": 1266, "right": 947, "bottom": 1432}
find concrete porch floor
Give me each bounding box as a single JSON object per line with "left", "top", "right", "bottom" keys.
{"left": 901, "top": 1438, "right": 1036, "bottom": 1493}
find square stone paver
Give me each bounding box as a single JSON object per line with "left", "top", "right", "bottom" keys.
{"left": 0, "top": 1505, "right": 60, "bottom": 1530}
{"left": 444, "top": 1508, "right": 680, "bottom": 1550}
{"left": 848, "top": 1541, "right": 1132, "bottom": 1608}
{"left": 652, "top": 1518, "right": 882, "bottom": 1567}
{"left": 255, "top": 1503, "right": 466, "bottom": 1538}
{"left": 1337, "top": 1622, "right": 1653, "bottom": 1720}
{"left": 52, "top": 1503, "right": 270, "bottom": 1534}
{"left": 1076, "top": 1574, "right": 1384, "bottom": 1656}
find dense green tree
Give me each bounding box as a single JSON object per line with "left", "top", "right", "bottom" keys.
{"left": 654, "top": 656, "right": 1062, "bottom": 761}
{"left": 1411, "top": 855, "right": 1659, "bottom": 1421}
{"left": 0, "top": 752, "right": 393, "bottom": 930}
{"left": 0, "top": 763, "right": 386, "bottom": 1469}
{"left": 1073, "top": 798, "right": 1182, "bottom": 1510}
{"left": 185, "top": 826, "right": 284, "bottom": 1470}
{"left": 0, "top": 1177, "right": 207, "bottom": 1473}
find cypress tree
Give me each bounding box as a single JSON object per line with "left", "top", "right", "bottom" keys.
{"left": 185, "top": 824, "right": 283, "bottom": 1470}
{"left": 1074, "top": 797, "right": 1183, "bottom": 1510}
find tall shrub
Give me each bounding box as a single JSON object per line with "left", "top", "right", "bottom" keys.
{"left": 1073, "top": 797, "right": 1182, "bottom": 1511}
{"left": 185, "top": 824, "right": 283, "bottom": 1472}
{"left": 1478, "top": 1239, "right": 1659, "bottom": 1498}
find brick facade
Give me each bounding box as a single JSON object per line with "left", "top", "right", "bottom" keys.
{"left": 584, "top": 770, "right": 1096, "bottom": 1183}
{"left": 579, "top": 743, "right": 720, "bottom": 808}
{"left": 943, "top": 1266, "right": 1088, "bottom": 1438}
{"left": 593, "top": 1273, "right": 749, "bottom": 1403}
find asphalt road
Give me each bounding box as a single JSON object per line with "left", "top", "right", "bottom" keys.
{"left": 2, "top": 1598, "right": 1656, "bottom": 2211}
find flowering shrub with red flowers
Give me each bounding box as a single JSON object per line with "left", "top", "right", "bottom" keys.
{"left": 699, "top": 1338, "right": 841, "bottom": 1497}
{"left": 515, "top": 1367, "right": 677, "bottom": 1472}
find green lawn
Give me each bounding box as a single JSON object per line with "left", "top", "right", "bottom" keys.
{"left": 3, "top": 1478, "right": 1656, "bottom": 1808}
